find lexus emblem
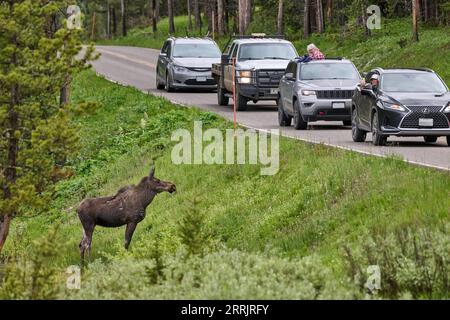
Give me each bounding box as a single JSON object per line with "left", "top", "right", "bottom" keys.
{"left": 422, "top": 108, "right": 430, "bottom": 114}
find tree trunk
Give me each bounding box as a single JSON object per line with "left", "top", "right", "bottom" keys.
{"left": 187, "top": 0, "right": 193, "bottom": 32}
{"left": 423, "top": 0, "right": 428, "bottom": 22}
{"left": 315, "top": 0, "right": 324, "bottom": 34}
{"left": 412, "top": 0, "right": 419, "bottom": 41}
{"left": 60, "top": 74, "right": 72, "bottom": 106}
{"left": 238, "top": 0, "right": 251, "bottom": 35}
{"left": 326, "top": 0, "right": 333, "bottom": 26}
{"left": 112, "top": 7, "right": 117, "bottom": 36}
{"left": 168, "top": 0, "right": 175, "bottom": 34}
{"left": 304, "top": 0, "right": 310, "bottom": 38}
{"left": 217, "top": 0, "right": 224, "bottom": 36}
{"left": 194, "top": 0, "right": 202, "bottom": 31}
{"left": 0, "top": 215, "right": 12, "bottom": 254}
{"left": 120, "top": 0, "right": 127, "bottom": 36}
{"left": 277, "top": 0, "right": 284, "bottom": 35}
{"left": 106, "top": 3, "right": 111, "bottom": 39}
{"left": 150, "top": 0, "right": 158, "bottom": 32}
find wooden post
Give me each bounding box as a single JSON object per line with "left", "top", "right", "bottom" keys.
{"left": 412, "top": 0, "right": 419, "bottom": 42}
{"left": 91, "top": 11, "right": 96, "bottom": 41}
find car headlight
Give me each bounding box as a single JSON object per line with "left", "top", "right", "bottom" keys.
{"left": 444, "top": 103, "right": 450, "bottom": 113}
{"left": 237, "top": 70, "right": 254, "bottom": 84}
{"left": 173, "top": 65, "right": 188, "bottom": 73}
{"left": 301, "top": 90, "right": 316, "bottom": 96}
{"left": 383, "top": 102, "right": 406, "bottom": 112}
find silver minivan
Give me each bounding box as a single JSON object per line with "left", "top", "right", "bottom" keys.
{"left": 156, "top": 37, "right": 221, "bottom": 92}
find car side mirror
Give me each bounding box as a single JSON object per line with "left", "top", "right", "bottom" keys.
{"left": 159, "top": 52, "right": 167, "bottom": 58}
{"left": 361, "top": 72, "right": 367, "bottom": 79}
{"left": 221, "top": 54, "right": 231, "bottom": 65}
{"left": 362, "top": 85, "right": 375, "bottom": 96}
{"left": 285, "top": 73, "right": 295, "bottom": 81}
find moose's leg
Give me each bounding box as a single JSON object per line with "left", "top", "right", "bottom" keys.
{"left": 124, "top": 223, "right": 137, "bottom": 250}
{"left": 79, "top": 230, "right": 86, "bottom": 262}
{"left": 79, "top": 223, "right": 95, "bottom": 262}
{"left": 85, "top": 225, "right": 95, "bottom": 259}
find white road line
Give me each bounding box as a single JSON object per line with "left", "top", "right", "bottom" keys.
{"left": 96, "top": 72, "right": 450, "bottom": 172}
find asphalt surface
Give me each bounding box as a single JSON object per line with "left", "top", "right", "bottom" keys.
{"left": 91, "top": 45, "right": 450, "bottom": 171}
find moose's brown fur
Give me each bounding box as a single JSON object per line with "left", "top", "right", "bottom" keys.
{"left": 76, "top": 167, "right": 176, "bottom": 261}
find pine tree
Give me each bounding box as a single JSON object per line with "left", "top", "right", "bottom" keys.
{"left": 0, "top": 0, "right": 96, "bottom": 253}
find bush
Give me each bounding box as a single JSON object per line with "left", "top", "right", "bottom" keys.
{"left": 343, "top": 225, "right": 449, "bottom": 299}
{"left": 64, "top": 249, "right": 361, "bottom": 300}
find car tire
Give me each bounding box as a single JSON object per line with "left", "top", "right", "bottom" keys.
{"left": 371, "top": 111, "right": 386, "bottom": 146}
{"left": 217, "top": 81, "right": 229, "bottom": 106}
{"left": 165, "top": 72, "right": 174, "bottom": 93}
{"left": 424, "top": 136, "right": 438, "bottom": 144}
{"left": 235, "top": 89, "right": 248, "bottom": 111}
{"left": 351, "top": 108, "right": 367, "bottom": 143}
{"left": 293, "top": 100, "right": 308, "bottom": 130}
{"left": 446, "top": 136, "right": 450, "bottom": 147}
{"left": 156, "top": 77, "right": 165, "bottom": 90}
{"left": 343, "top": 120, "right": 352, "bottom": 126}
{"left": 278, "top": 98, "right": 292, "bottom": 127}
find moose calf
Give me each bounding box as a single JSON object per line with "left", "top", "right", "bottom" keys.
{"left": 77, "top": 167, "right": 176, "bottom": 261}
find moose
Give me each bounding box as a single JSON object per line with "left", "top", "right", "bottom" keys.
{"left": 77, "top": 166, "right": 176, "bottom": 261}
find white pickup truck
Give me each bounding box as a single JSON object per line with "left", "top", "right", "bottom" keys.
{"left": 212, "top": 35, "right": 298, "bottom": 111}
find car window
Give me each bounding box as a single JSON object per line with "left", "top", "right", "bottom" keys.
{"left": 161, "top": 41, "right": 170, "bottom": 54}
{"left": 173, "top": 43, "right": 221, "bottom": 58}
{"left": 300, "top": 63, "right": 360, "bottom": 80}
{"left": 381, "top": 73, "right": 447, "bottom": 93}
{"left": 231, "top": 44, "right": 239, "bottom": 59}
{"left": 286, "top": 62, "right": 297, "bottom": 78}
{"left": 238, "top": 43, "right": 297, "bottom": 61}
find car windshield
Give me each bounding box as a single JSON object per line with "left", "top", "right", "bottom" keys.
{"left": 381, "top": 73, "right": 447, "bottom": 93}
{"left": 173, "top": 43, "right": 221, "bottom": 58}
{"left": 300, "top": 63, "right": 360, "bottom": 80}
{"left": 238, "top": 43, "right": 297, "bottom": 61}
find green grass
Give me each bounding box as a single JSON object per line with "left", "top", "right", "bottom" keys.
{"left": 98, "top": 17, "right": 450, "bottom": 86}
{"left": 1, "top": 71, "right": 449, "bottom": 299}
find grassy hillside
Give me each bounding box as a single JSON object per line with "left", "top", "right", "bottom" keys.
{"left": 98, "top": 17, "right": 450, "bottom": 86}
{"left": 0, "top": 71, "right": 448, "bottom": 299}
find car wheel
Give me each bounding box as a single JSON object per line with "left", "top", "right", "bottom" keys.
{"left": 371, "top": 111, "right": 386, "bottom": 146}
{"left": 447, "top": 136, "right": 450, "bottom": 147}
{"left": 424, "top": 136, "right": 438, "bottom": 144}
{"left": 293, "top": 100, "right": 308, "bottom": 130}
{"left": 165, "top": 72, "right": 174, "bottom": 92}
{"left": 156, "top": 78, "right": 165, "bottom": 90}
{"left": 278, "top": 98, "right": 292, "bottom": 127}
{"left": 217, "top": 81, "right": 229, "bottom": 106}
{"left": 343, "top": 120, "right": 352, "bottom": 126}
{"left": 351, "top": 108, "right": 367, "bottom": 143}
{"left": 235, "top": 89, "right": 248, "bottom": 111}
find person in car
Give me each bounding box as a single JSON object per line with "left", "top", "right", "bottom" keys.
{"left": 307, "top": 43, "right": 325, "bottom": 60}
{"left": 360, "top": 73, "right": 380, "bottom": 91}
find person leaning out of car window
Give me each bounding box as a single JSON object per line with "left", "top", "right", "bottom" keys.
{"left": 296, "top": 43, "right": 326, "bottom": 63}
{"left": 360, "top": 73, "right": 380, "bottom": 92}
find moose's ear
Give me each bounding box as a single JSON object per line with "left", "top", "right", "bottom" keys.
{"left": 149, "top": 166, "right": 155, "bottom": 179}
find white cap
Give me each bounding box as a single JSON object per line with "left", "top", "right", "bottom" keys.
{"left": 370, "top": 74, "right": 380, "bottom": 80}
{"left": 307, "top": 43, "right": 318, "bottom": 51}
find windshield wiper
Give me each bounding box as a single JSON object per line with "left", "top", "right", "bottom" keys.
{"left": 264, "top": 57, "right": 289, "bottom": 60}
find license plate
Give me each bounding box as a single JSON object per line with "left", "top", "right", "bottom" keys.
{"left": 332, "top": 102, "right": 345, "bottom": 109}
{"left": 270, "top": 88, "right": 279, "bottom": 95}
{"left": 419, "top": 118, "right": 433, "bottom": 127}
{"left": 197, "top": 77, "right": 207, "bottom": 82}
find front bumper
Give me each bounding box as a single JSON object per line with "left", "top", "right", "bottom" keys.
{"left": 300, "top": 98, "right": 352, "bottom": 121}
{"left": 238, "top": 84, "right": 279, "bottom": 101}
{"left": 172, "top": 69, "right": 217, "bottom": 89}
{"left": 378, "top": 107, "right": 450, "bottom": 137}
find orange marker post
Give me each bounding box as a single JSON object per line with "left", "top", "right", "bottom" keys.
{"left": 232, "top": 57, "right": 237, "bottom": 131}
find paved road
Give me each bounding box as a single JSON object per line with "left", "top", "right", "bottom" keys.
{"left": 91, "top": 46, "right": 450, "bottom": 171}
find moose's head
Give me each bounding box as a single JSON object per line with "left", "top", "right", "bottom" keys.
{"left": 142, "top": 166, "right": 177, "bottom": 194}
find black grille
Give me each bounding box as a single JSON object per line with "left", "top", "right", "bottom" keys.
{"left": 257, "top": 69, "right": 285, "bottom": 88}
{"left": 185, "top": 79, "right": 216, "bottom": 86}
{"left": 316, "top": 90, "right": 354, "bottom": 99}
{"left": 186, "top": 67, "right": 211, "bottom": 72}
{"left": 401, "top": 106, "right": 449, "bottom": 129}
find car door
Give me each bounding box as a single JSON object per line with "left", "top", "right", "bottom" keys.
{"left": 224, "top": 43, "right": 238, "bottom": 92}
{"left": 158, "top": 40, "right": 171, "bottom": 81}
{"left": 282, "top": 62, "right": 297, "bottom": 114}
{"left": 358, "top": 72, "right": 375, "bottom": 128}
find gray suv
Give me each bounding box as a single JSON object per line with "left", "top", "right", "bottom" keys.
{"left": 278, "top": 59, "right": 360, "bottom": 129}
{"left": 156, "top": 37, "right": 221, "bottom": 92}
